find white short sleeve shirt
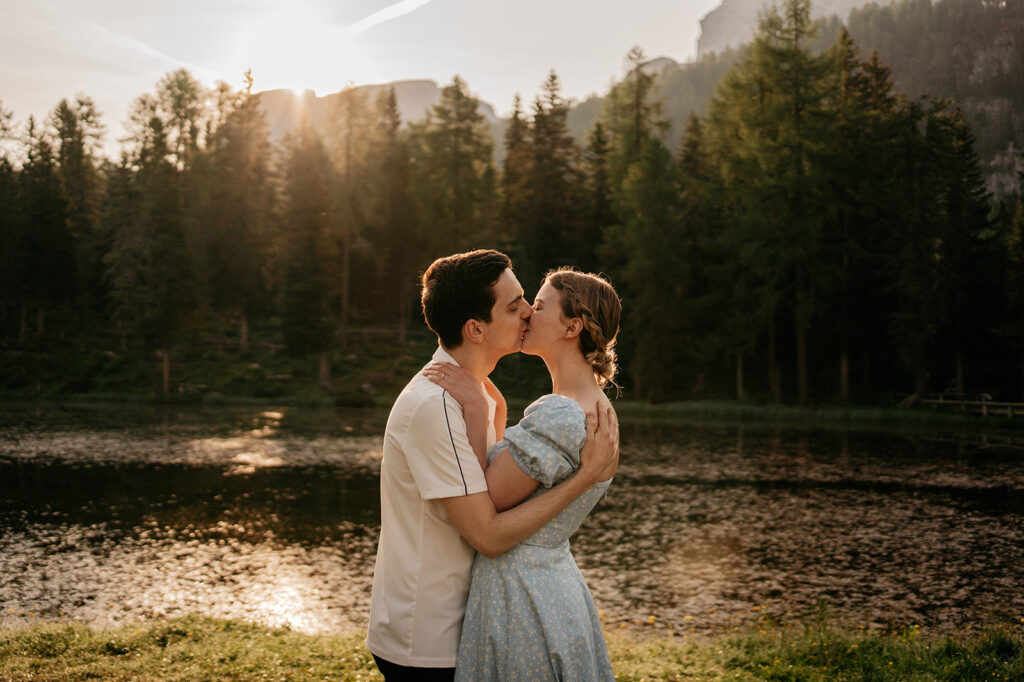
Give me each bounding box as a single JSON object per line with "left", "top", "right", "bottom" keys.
{"left": 366, "top": 347, "right": 496, "bottom": 667}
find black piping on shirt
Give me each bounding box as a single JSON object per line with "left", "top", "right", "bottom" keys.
{"left": 441, "top": 389, "right": 469, "bottom": 495}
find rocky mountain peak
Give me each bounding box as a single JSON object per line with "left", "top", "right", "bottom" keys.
{"left": 697, "top": 0, "right": 879, "bottom": 57}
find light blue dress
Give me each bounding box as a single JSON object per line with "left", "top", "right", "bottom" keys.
{"left": 454, "top": 394, "right": 614, "bottom": 681}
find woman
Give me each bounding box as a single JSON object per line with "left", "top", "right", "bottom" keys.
{"left": 422, "top": 267, "right": 621, "bottom": 681}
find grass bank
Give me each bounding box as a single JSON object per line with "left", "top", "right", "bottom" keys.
{"left": 3, "top": 327, "right": 1022, "bottom": 431}
{"left": 612, "top": 399, "right": 1024, "bottom": 432}
{"left": 2, "top": 615, "right": 1022, "bottom": 681}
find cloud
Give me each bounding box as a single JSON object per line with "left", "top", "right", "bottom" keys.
{"left": 346, "top": 0, "right": 435, "bottom": 37}
{"left": 63, "top": 13, "right": 218, "bottom": 83}
{"left": 2, "top": 3, "right": 216, "bottom": 83}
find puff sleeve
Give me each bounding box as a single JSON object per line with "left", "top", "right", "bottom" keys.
{"left": 490, "top": 395, "right": 587, "bottom": 488}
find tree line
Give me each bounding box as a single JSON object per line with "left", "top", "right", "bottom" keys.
{"left": 1, "top": 0, "right": 1022, "bottom": 403}
{"left": 572, "top": 0, "right": 1024, "bottom": 197}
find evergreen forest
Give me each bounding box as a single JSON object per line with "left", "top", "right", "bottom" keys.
{"left": 1, "top": 0, "right": 1022, "bottom": 405}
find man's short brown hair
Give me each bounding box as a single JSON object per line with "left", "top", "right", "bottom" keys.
{"left": 421, "top": 250, "right": 513, "bottom": 349}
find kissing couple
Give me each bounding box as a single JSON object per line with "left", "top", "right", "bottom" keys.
{"left": 367, "top": 249, "right": 622, "bottom": 681}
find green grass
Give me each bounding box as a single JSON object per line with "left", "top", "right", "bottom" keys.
{"left": 2, "top": 616, "right": 1022, "bottom": 681}
{"left": 0, "top": 615, "right": 377, "bottom": 682}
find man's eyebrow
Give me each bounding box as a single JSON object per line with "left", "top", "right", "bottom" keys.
{"left": 507, "top": 293, "right": 524, "bottom": 307}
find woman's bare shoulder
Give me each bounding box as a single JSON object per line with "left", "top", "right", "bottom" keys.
{"left": 568, "top": 389, "right": 615, "bottom": 416}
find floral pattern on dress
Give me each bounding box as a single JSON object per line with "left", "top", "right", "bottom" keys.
{"left": 455, "top": 394, "right": 614, "bottom": 681}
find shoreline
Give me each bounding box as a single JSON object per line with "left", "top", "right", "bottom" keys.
{"left": 3, "top": 392, "right": 1023, "bottom": 432}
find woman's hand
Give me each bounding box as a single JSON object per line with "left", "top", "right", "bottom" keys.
{"left": 578, "top": 403, "right": 619, "bottom": 484}
{"left": 422, "top": 361, "right": 487, "bottom": 413}
{"left": 423, "top": 361, "right": 491, "bottom": 471}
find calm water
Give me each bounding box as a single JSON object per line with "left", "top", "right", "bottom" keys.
{"left": 1, "top": 401, "right": 1023, "bottom": 637}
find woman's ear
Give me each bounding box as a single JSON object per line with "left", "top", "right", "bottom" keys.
{"left": 564, "top": 318, "right": 583, "bottom": 339}
{"left": 463, "top": 318, "right": 485, "bottom": 345}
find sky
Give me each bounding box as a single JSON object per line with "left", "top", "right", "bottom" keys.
{"left": 0, "top": 0, "right": 722, "bottom": 151}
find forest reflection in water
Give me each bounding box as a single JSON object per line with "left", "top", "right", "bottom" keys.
{"left": 1, "top": 401, "right": 1022, "bottom": 636}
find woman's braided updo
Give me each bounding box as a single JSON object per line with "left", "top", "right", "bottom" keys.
{"left": 545, "top": 268, "right": 622, "bottom": 390}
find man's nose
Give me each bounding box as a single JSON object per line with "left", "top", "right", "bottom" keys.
{"left": 520, "top": 304, "right": 532, "bottom": 320}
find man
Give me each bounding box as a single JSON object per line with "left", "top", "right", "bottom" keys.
{"left": 366, "top": 250, "right": 618, "bottom": 680}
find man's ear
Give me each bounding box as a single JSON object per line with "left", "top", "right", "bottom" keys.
{"left": 564, "top": 318, "right": 583, "bottom": 339}
{"left": 463, "top": 318, "right": 486, "bottom": 345}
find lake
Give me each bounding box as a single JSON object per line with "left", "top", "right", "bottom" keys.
{"left": 1, "top": 401, "right": 1022, "bottom": 637}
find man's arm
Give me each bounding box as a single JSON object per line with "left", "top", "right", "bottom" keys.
{"left": 483, "top": 449, "right": 539, "bottom": 511}
{"left": 441, "top": 404, "right": 618, "bottom": 558}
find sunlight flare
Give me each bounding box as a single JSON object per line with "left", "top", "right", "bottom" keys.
{"left": 227, "top": 6, "right": 372, "bottom": 96}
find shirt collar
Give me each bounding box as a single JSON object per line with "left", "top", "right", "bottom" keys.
{"left": 432, "top": 345, "right": 461, "bottom": 367}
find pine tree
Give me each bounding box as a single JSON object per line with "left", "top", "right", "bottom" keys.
{"left": 931, "top": 105, "right": 994, "bottom": 394}
{"left": 704, "top": 0, "right": 835, "bottom": 405}
{"left": 366, "top": 87, "right": 418, "bottom": 343}
{"left": 48, "top": 96, "right": 106, "bottom": 318}
{"left": 520, "top": 70, "right": 579, "bottom": 291}
{"left": 0, "top": 101, "right": 22, "bottom": 341}
{"left": 761, "top": 0, "right": 835, "bottom": 406}
{"left": 822, "top": 30, "right": 899, "bottom": 403}
{"left": 501, "top": 94, "right": 533, "bottom": 252}
{"left": 19, "top": 117, "right": 75, "bottom": 341}
{"left": 577, "top": 121, "right": 615, "bottom": 273}
{"left": 882, "top": 99, "right": 951, "bottom": 401}
{"left": 328, "top": 86, "right": 373, "bottom": 346}
{"left": 132, "top": 70, "right": 209, "bottom": 320}
{"left": 675, "top": 113, "right": 729, "bottom": 397}
{"left": 409, "top": 76, "right": 497, "bottom": 252}
{"left": 1008, "top": 191, "right": 1024, "bottom": 397}
{"left": 0, "top": 100, "right": 11, "bottom": 141}
{"left": 603, "top": 47, "right": 669, "bottom": 207}
{"left": 99, "top": 159, "right": 143, "bottom": 353}
{"left": 204, "top": 71, "right": 274, "bottom": 353}
{"left": 872, "top": 96, "right": 994, "bottom": 401}
{"left": 281, "top": 119, "right": 335, "bottom": 388}
{"left": 598, "top": 47, "right": 670, "bottom": 297}
{"left": 106, "top": 95, "right": 195, "bottom": 396}
{"left": 705, "top": 22, "right": 780, "bottom": 402}
{"left": 616, "top": 138, "right": 683, "bottom": 400}
{"left": 152, "top": 69, "right": 207, "bottom": 173}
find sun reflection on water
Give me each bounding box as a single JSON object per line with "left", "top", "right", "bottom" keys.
{"left": 1, "top": 525, "right": 378, "bottom": 635}
{"left": 229, "top": 451, "right": 286, "bottom": 475}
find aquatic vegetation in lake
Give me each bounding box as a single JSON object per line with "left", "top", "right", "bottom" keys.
{"left": 1, "top": 404, "right": 1022, "bottom": 638}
